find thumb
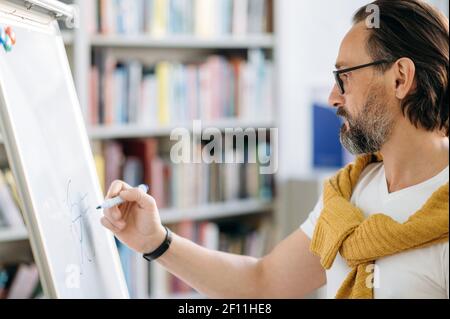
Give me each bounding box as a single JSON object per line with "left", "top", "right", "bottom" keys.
{"left": 119, "top": 188, "right": 155, "bottom": 209}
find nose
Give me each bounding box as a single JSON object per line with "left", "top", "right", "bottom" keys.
{"left": 328, "top": 84, "right": 344, "bottom": 109}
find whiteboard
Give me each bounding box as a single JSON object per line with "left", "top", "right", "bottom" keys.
{"left": 0, "top": 1, "right": 129, "bottom": 298}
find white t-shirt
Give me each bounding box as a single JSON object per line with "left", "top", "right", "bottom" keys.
{"left": 301, "top": 163, "right": 449, "bottom": 299}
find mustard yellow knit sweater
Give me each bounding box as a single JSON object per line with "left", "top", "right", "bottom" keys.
{"left": 310, "top": 153, "right": 449, "bottom": 299}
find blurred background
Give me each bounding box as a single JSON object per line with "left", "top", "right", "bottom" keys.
{"left": 0, "top": 0, "right": 448, "bottom": 299}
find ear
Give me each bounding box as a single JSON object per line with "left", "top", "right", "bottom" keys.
{"left": 393, "top": 58, "right": 416, "bottom": 99}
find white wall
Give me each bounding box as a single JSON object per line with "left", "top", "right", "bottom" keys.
{"left": 429, "top": 0, "right": 449, "bottom": 16}
{"left": 276, "top": 0, "right": 375, "bottom": 180}
{"left": 276, "top": 0, "right": 448, "bottom": 181}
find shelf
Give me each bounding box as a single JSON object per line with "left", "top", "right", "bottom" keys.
{"left": 0, "top": 200, "right": 271, "bottom": 242}
{"left": 160, "top": 198, "right": 273, "bottom": 224}
{"left": 88, "top": 119, "right": 276, "bottom": 140}
{"left": 90, "top": 34, "right": 275, "bottom": 49}
{"left": 1, "top": 120, "right": 276, "bottom": 144}
{"left": 0, "top": 0, "right": 279, "bottom": 300}
{"left": 0, "top": 227, "right": 28, "bottom": 243}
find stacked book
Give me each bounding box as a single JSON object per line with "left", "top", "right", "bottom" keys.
{"left": 148, "top": 219, "right": 274, "bottom": 297}
{"left": 89, "top": 49, "right": 274, "bottom": 126}
{"left": 90, "top": 0, "right": 273, "bottom": 36}
{"left": 97, "top": 138, "right": 274, "bottom": 210}
{"left": 0, "top": 263, "right": 41, "bottom": 299}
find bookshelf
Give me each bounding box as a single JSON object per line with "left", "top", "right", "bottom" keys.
{"left": 88, "top": 119, "right": 275, "bottom": 139}
{"left": 2, "top": 119, "right": 276, "bottom": 142}
{"left": 160, "top": 198, "right": 273, "bottom": 224}
{"left": 0, "top": 0, "right": 279, "bottom": 299}
{"left": 89, "top": 34, "right": 275, "bottom": 49}
{"left": 0, "top": 199, "right": 272, "bottom": 244}
{"left": 0, "top": 227, "right": 28, "bottom": 243}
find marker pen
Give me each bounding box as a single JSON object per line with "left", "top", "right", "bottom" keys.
{"left": 96, "top": 184, "right": 149, "bottom": 210}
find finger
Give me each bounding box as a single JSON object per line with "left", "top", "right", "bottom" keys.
{"left": 101, "top": 214, "right": 126, "bottom": 231}
{"left": 106, "top": 180, "right": 132, "bottom": 199}
{"left": 119, "top": 188, "right": 155, "bottom": 210}
{"left": 101, "top": 216, "right": 123, "bottom": 234}
{"left": 104, "top": 205, "right": 123, "bottom": 222}
{"left": 104, "top": 180, "right": 132, "bottom": 221}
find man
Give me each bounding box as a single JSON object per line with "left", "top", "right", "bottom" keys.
{"left": 101, "top": 0, "right": 449, "bottom": 299}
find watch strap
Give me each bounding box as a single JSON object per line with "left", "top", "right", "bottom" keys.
{"left": 143, "top": 226, "right": 172, "bottom": 262}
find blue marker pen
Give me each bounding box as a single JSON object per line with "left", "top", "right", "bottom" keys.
{"left": 96, "top": 184, "right": 149, "bottom": 210}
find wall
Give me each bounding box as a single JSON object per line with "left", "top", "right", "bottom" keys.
{"left": 276, "top": 0, "right": 368, "bottom": 181}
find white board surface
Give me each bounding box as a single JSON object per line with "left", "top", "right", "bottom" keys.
{"left": 0, "top": 1, "right": 129, "bottom": 298}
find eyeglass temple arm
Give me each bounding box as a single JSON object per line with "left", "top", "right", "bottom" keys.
{"left": 334, "top": 60, "right": 392, "bottom": 74}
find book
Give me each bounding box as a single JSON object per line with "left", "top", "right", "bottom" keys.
{"left": 248, "top": 0, "right": 269, "bottom": 34}
{"left": 103, "top": 141, "right": 124, "bottom": 190}
{"left": 91, "top": 141, "right": 106, "bottom": 193}
{"left": 149, "top": 219, "right": 272, "bottom": 296}
{"left": 152, "top": 0, "right": 168, "bottom": 37}
{"left": 88, "top": 65, "right": 100, "bottom": 126}
{"left": 123, "top": 157, "right": 144, "bottom": 187}
{"left": 232, "top": 0, "right": 248, "bottom": 35}
{"left": 99, "top": 138, "right": 273, "bottom": 210}
{"left": 94, "top": 0, "right": 271, "bottom": 36}
{"left": 0, "top": 170, "right": 24, "bottom": 228}
{"left": 122, "top": 138, "right": 159, "bottom": 188}
{"left": 150, "top": 262, "right": 169, "bottom": 298}
{"left": 6, "top": 264, "right": 40, "bottom": 299}
{"left": 90, "top": 50, "right": 274, "bottom": 126}
{"left": 194, "top": 0, "right": 215, "bottom": 37}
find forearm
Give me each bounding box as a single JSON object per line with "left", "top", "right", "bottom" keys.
{"left": 157, "top": 232, "right": 264, "bottom": 299}
{"left": 102, "top": 183, "right": 325, "bottom": 299}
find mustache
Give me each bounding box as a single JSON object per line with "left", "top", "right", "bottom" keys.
{"left": 336, "top": 107, "right": 349, "bottom": 119}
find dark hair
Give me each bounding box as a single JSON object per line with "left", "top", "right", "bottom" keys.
{"left": 353, "top": 0, "right": 449, "bottom": 136}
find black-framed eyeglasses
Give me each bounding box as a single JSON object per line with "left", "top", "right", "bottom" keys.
{"left": 333, "top": 60, "right": 392, "bottom": 95}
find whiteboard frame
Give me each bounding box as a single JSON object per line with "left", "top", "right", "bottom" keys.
{"left": 0, "top": 0, "right": 129, "bottom": 299}
{"left": 2, "top": 0, "right": 75, "bottom": 21}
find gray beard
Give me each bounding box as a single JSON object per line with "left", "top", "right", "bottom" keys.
{"left": 338, "top": 91, "right": 394, "bottom": 155}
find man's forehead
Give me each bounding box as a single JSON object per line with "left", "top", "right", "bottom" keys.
{"left": 335, "top": 22, "right": 371, "bottom": 69}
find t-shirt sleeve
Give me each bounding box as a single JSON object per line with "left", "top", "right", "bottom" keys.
{"left": 300, "top": 194, "right": 324, "bottom": 239}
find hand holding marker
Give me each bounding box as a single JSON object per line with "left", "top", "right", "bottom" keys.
{"left": 96, "top": 184, "right": 149, "bottom": 210}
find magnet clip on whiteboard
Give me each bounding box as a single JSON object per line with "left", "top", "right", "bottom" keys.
{"left": 0, "top": 25, "right": 16, "bottom": 52}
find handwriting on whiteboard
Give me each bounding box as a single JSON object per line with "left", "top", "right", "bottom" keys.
{"left": 64, "top": 179, "right": 96, "bottom": 275}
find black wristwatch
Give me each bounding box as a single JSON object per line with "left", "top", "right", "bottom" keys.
{"left": 143, "top": 226, "right": 172, "bottom": 262}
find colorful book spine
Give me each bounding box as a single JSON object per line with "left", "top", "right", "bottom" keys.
{"left": 89, "top": 50, "right": 273, "bottom": 127}
{"left": 93, "top": 0, "right": 272, "bottom": 36}
{"left": 95, "top": 138, "right": 274, "bottom": 210}
{"left": 145, "top": 219, "right": 273, "bottom": 296}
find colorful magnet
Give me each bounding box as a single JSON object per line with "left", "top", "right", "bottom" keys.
{"left": 0, "top": 25, "right": 16, "bottom": 52}
{"left": 5, "top": 27, "right": 16, "bottom": 45}
{"left": 3, "top": 36, "right": 12, "bottom": 52}
{"left": 0, "top": 27, "right": 6, "bottom": 46}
